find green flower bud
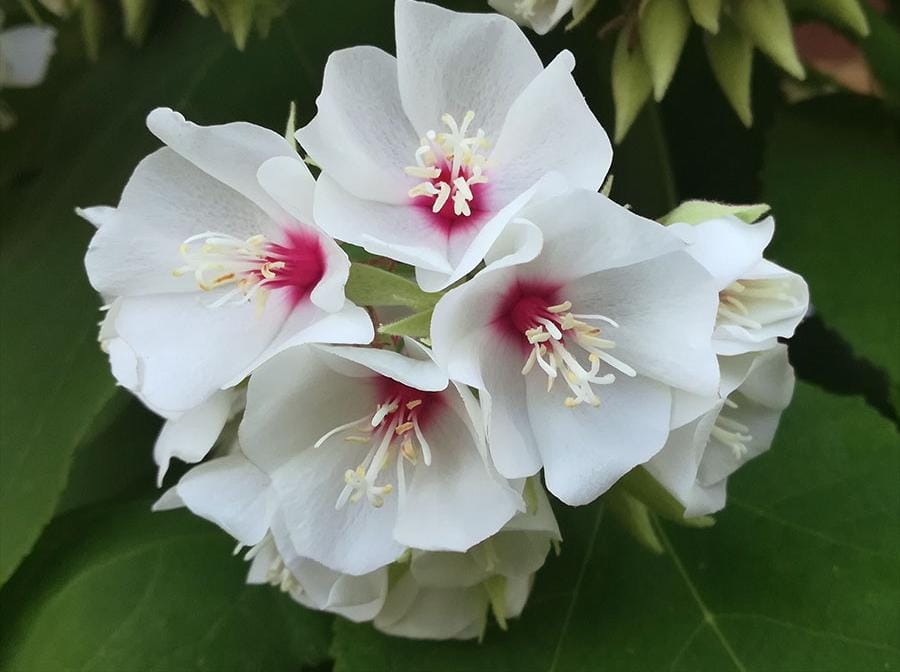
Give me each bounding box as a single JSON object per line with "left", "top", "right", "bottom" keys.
{"left": 705, "top": 16, "right": 755, "bottom": 127}
{"left": 639, "top": 0, "right": 692, "bottom": 101}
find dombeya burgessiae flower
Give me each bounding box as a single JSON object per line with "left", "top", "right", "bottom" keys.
{"left": 668, "top": 215, "right": 809, "bottom": 355}
{"left": 646, "top": 344, "right": 795, "bottom": 517}
{"left": 432, "top": 188, "right": 721, "bottom": 505}
{"left": 291, "top": 0, "right": 612, "bottom": 292}
{"left": 80, "top": 108, "right": 373, "bottom": 416}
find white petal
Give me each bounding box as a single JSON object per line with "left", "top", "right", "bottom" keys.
{"left": 488, "top": 0, "right": 574, "bottom": 35}
{"left": 527, "top": 372, "right": 671, "bottom": 505}
{"left": 114, "top": 291, "right": 289, "bottom": 414}
{"left": 414, "top": 174, "right": 563, "bottom": 292}
{"left": 76, "top": 205, "right": 116, "bottom": 230}
{"left": 669, "top": 216, "right": 774, "bottom": 289}
{"left": 565, "top": 251, "right": 720, "bottom": 396}
{"left": 315, "top": 343, "right": 448, "bottom": 392}
{"left": 374, "top": 571, "right": 487, "bottom": 640}
{"left": 271, "top": 445, "right": 405, "bottom": 576}
{"left": 295, "top": 46, "right": 417, "bottom": 204}
{"left": 488, "top": 51, "right": 611, "bottom": 205}
{"left": 312, "top": 175, "right": 451, "bottom": 274}
{"left": 146, "top": 108, "right": 296, "bottom": 220}
{"left": 240, "top": 345, "right": 376, "bottom": 473}
{"left": 393, "top": 388, "right": 522, "bottom": 552}
{"left": 153, "top": 389, "right": 236, "bottom": 486}
{"left": 0, "top": 25, "right": 55, "bottom": 88}
{"left": 83, "top": 148, "right": 274, "bottom": 297}
{"left": 409, "top": 550, "right": 489, "bottom": 589}
{"left": 394, "top": 0, "right": 542, "bottom": 138}
{"left": 515, "top": 189, "right": 686, "bottom": 284}
{"left": 175, "top": 453, "right": 272, "bottom": 546}
{"left": 256, "top": 156, "right": 317, "bottom": 226}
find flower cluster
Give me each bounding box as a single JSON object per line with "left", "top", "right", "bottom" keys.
{"left": 80, "top": 0, "right": 807, "bottom": 640}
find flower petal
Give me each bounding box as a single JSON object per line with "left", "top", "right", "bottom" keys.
{"left": 394, "top": 0, "right": 542, "bottom": 138}
{"left": 146, "top": 108, "right": 296, "bottom": 220}
{"left": 295, "top": 46, "right": 417, "bottom": 203}
{"left": 153, "top": 389, "right": 237, "bottom": 486}
{"left": 489, "top": 51, "right": 611, "bottom": 205}
{"left": 174, "top": 453, "right": 272, "bottom": 546}
{"left": 565, "top": 251, "right": 720, "bottom": 396}
{"left": 0, "top": 25, "right": 56, "bottom": 88}
{"left": 527, "top": 372, "right": 671, "bottom": 505}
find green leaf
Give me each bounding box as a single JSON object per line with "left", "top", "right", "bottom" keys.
{"left": 332, "top": 383, "right": 900, "bottom": 670}
{"left": 687, "top": 0, "right": 721, "bottom": 34}
{"left": 612, "top": 22, "right": 654, "bottom": 143}
{"left": 0, "top": 502, "right": 332, "bottom": 671}
{"left": 659, "top": 198, "right": 770, "bottom": 226}
{"left": 346, "top": 263, "right": 437, "bottom": 311}
{"left": 732, "top": 0, "right": 805, "bottom": 80}
{"left": 705, "top": 15, "right": 755, "bottom": 127}
{"left": 762, "top": 97, "right": 900, "bottom": 387}
{"left": 639, "top": 0, "right": 692, "bottom": 101}
{"left": 378, "top": 309, "right": 434, "bottom": 339}
{"left": 0, "top": 0, "right": 397, "bottom": 587}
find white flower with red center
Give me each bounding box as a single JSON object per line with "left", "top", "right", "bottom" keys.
{"left": 163, "top": 340, "right": 523, "bottom": 576}
{"left": 487, "top": 0, "right": 575, "bottom": 35}
{"left": 432, "top": 189, "right": 721, "bottom": 505}
{"left": 645, "top": 344, "right": 795, "bottom": 517}
{"left": 668, "top": 215, "right": 810, "bottom": 355}
{"left": 80, "top": 108, "right": 373, "bottom": 417}
{"left": 288, "top": 0, "right": 612, "bottom": 292}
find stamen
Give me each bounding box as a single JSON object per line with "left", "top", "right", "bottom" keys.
{"left": 711, "top": 402, "right": 753, "bottom": 459}
{"left": 404, "top": 111, "right": 490, "bottom": 219}
{"left": 518, "top": 299, "right": 635, "bottom": 408}
{"left": 717, "top": 279, "right": 798, "bottom": 331}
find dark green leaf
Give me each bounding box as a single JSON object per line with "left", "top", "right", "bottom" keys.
{"left": 332, "top": 383, "right": 900, "bottom": 671}
{"left": 0, "top": 501, "right": 332, "bottom": 671}
{"left": 762, "top": 96, "right": 900, "bottom": 387}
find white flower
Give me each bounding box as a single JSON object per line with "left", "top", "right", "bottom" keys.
{"left": 0, "top": 11, "right": 57, "bottom": 129}
{"left": 235, "top": 479, "right": 559, "bottom": 640}
{"left": 432, "top": 188, "right": 721, "bottom": 506}
{"left": 80, "top": 108, "right": 373, "bottom": 416}
{"left": 645, "top": 344, "right": 795, "bottom": 517}
{"left": 668, "top": 215, "right": 809, "bottom": 355}
{"left": 374, "top": 481, "right": 560, "bottom": 640}
{"left": 290, "top": 0, "right": 612, "bottom": 292}
{"left": 487, "top": 0, "right": 573, "bottom": 35}
{"left": 159, "top": 340, "right": 523, "bottom": 576}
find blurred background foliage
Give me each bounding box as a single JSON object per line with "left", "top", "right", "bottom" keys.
{"left": 0, "top": 1, "right": 898, "bottom": 670}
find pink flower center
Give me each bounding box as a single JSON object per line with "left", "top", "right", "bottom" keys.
{"left": 405, "top": 111, "right": 492, "bottom": 235}
{"left": 492, "top": 278, "right": 636, "bottom": 408}
{"left": 313, "top": 375, "right": 443, "bottom": 509}
{"left": 174, "top": 228, "right": 326, "bottom": 312}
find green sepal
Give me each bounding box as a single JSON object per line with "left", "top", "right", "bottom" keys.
{"left": 224, "top": 0, "right": 253, "bottom": 50}
{"left": 618, "top": 467, "right": 716, "bottom": 528}
{"left": 483, "top": 575, "right": 509, "bottom": 631}
{"left": 704, "top": 16, "right": 755, "bottom": 127}
{"left": 687, "top": 0, "right": 721, "bottom": 33}
{"left": 120, "top": 0, "right": 155, "bottom": 46}
{"left": 639, "top": 0, "right": 692, "bottom": 101}
{"left": 345, "top": 263, "right": 437, "bottom": 311}
{"left": 605, "top": 486, "right": 664, "bottom": 554}
{"left": 80, "top": 0, "right": 104, "bottom": 62}
{"left": 612, "top": 22, "right": 654, "bottom": 143}
{"left": 732, "top": 0, "right": 806, "bottom": 80}
{"left": 284, "top": 101, "right": 297, "bottom": 151}
{"left": 378, "top": 309, "right": 433, "bottom": 339}
{"left": 565, "top": 0, "right": 598, "bottom": 30}
{"left": 788, "top": 0, "right": 869, "bottom": 37}
{"left": 659, "top": 198, "right": 770, "bottom": 225}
